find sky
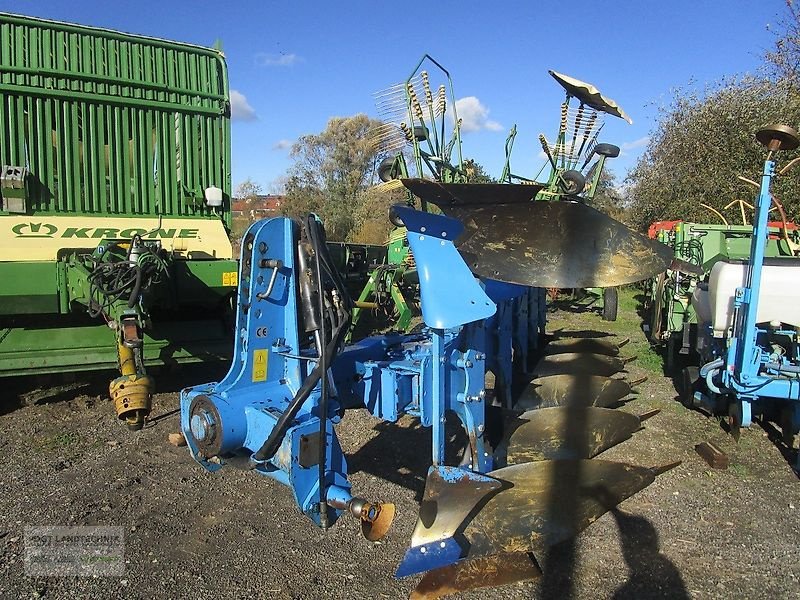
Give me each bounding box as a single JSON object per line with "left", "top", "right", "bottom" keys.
{"left": 3, "top": 0, "right": 788, "bottom": 193}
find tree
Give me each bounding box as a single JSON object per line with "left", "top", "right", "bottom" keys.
{"left": 765, "top": 0, "right": 800, "bottom": 84}
{"left": 589, "top": 169, "right": 625, "bottom": 222}
{"left": 234, "top": 178, "right": 262, "bottom": 201}
{"left": 462, "top": 158, "right": 495, "bottom": 183}
{"left": 625, "top": 77, "right": 800, "bottom": 231}
{"left": 626, "top": 1, "right": 800, "bottom": 231}
{"left": 281, "top": 114, "right": 389, "bottom": 241}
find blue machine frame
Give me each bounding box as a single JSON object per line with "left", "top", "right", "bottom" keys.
{"left": 693, "top": 144, "right": 800, "bottom": 449}
{"left": 180, "top": 207, "right": 545, "bottom": 530}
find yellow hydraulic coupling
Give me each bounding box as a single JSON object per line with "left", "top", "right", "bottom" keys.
{"left": 110, "top": 342, "right": 153, "bottom": 430}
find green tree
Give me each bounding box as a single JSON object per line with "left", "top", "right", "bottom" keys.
{"left": 281, "top": 114, "right": 388, "bottom": 241}
{"left": 625, "top": 78, "right": 800, "bottom": 230}
{"left": 462, "top": 158, "right": 495, "bottom": 183}
{"left": 765, "top": 0, "right": 800, "bottom": 83}
{"left": 589, "top": 169, "right": 625, "bottom": 221}
{"left": 626, "top": 2, "right": 800, "bottom": 230}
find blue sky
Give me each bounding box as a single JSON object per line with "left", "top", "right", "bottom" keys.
{"left": 4, "top": 1, "right": 787, "bottom": 192}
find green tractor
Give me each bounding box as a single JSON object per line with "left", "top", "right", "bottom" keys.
{"left": 0, "top": 13, "right": 237, "bottom": 428}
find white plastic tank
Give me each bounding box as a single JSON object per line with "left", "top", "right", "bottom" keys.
{"left": 702, "top": 260, "right": 800, "bottom": 336}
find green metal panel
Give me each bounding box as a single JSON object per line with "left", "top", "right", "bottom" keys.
{"left": 173, "top": 259, "right": 238, "bottom": 304}
{"left": 0, "top": 12, "right": 231, "bottom": 221}
{"left": 0, "top": 316, "right": 231, "bottom": 376}
{"left": 650, "top": 221, "right": 799, "bottom": 344}
{"left": 0, "top": 261, "right": 57, "bottom": 313}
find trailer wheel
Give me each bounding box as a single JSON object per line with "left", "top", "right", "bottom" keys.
{"left": 602, "top": 287, "right": 618, "bottom": 321}
{"left": 680, "top": 365, "right": 699, "bottom": 408}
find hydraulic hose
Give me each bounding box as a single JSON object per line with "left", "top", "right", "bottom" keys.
{"left": 313, "top": 216, "right": 330, "bottom": 526}
{"left": 699, "top": 357, "right": 724, "bottom": 378}
{"left": 251, "top": 215, "right": 352, "bottom": 464}
{"left": 127, "top": 265, "right": 143, "bottom": 308}
{"left": 764, "top": 361, "right": 800, "bottom": 374}
{"left": 700, "top": 357, "right": 724, "bottom": 395}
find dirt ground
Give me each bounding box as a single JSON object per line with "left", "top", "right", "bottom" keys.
{"left": 1, "top": 289, "right": 799, "bottom": 599}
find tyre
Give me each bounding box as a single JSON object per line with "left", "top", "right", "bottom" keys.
{"left": 559, "top": 170, "right": 586, "bottom": 195}
{"left": 680, "top": 365, "right": 699, "bottom": 408}
{"left": 602, "top": 287, "right": 618, "bottom": 321}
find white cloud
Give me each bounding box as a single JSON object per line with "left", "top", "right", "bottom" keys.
{"left": 621, "top": 136, "right": 650, "bottom": 151}
{"left": 230, "top": 89, "right": 257, "bottom": 121}
{"left": 272, "top": 139, "right": 292, "bottom": 151}
{"left": 454, "top": 96, "right": 503, "bottom": 133}
{"left": 255, "top": 52, "right": 303, "bottom": 67}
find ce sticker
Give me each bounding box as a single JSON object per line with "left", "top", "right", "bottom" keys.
{"left": 255, "top": 327, "right": 269, "bottom": 337}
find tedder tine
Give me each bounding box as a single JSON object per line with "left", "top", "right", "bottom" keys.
{"left": 410, "top": 552, "right": 542, "bottom": 599}
{"left": 501, "top": 407, "right": 655, "bottom": 463}
{"left": 515, "top": 374, "right": 639, "bottom": 410}
{"left": 461, "top": 460, "right": 680, "bottom": 560}
{"left": 400, "top": 178, "right": 674, "bottom": 289}
{"left": 531, "top": 352, "right": 630, "bottom": 378}
{"left": 543, "top": 337, "right": 629, "bottom": 356}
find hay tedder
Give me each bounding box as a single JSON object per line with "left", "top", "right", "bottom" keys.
{"left": 681, "top": 125, "right": 800, "bottom": 462}
{"left": 179, "top": 57, "right": 686, "bottom": 596}
{"left": 0, "top": 14, "right": 237, "bottom": 428}
{"left": 350, "top": 58, "right": 638, "bottom": 336}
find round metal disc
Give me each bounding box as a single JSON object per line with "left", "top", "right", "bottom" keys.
{"left": 400, "top": 179, "right": 673, "bottom": 288}
{"left": 756, "top": 124, "right": 800, "bottom": 151}
{"left": 544, "top": 337, "right": 624, "bottom": 356}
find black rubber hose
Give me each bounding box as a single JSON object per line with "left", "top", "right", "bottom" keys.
{"left": 252, "top": 321, "right": 345, "bottom": 462}
{"left": 127, "top": 265, "right": 143, "bottom": 308}
{"left": 312, "top": 216, "right": 330, "bottom": 519}
{"left": 252, "top": 215, "right": 351, "bottom": 464}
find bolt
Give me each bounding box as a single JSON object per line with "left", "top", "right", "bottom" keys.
{"left": 440, "top": 541, "right": 446, "bottom": 548}
{"left": 190, "top": 409, "right": 215, "bottom": 442}
{"left": 464, "top": 360, "right": 473, "bottom": 368}
{"left": 420, "top": 546, "right": 427, "bottom": 554}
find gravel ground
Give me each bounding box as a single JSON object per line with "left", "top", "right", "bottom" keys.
{"left": 1, "top": 292, "right": 799, "bottom": 599}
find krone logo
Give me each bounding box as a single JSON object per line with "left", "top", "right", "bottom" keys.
{"left": 12, "top": 222, "right": 58, "bottom": 238}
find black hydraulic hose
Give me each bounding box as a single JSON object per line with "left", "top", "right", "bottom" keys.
{"left": 312, "top": 216, "right": 330, "bottom": 524}
{"left": 127, "top": 265, "right": 143, "bottom": 308}
{"left": 252, "top": 215, "right": 352, "bottom": 464}
{"left": 253, "top": 353, "right": 322, "bottom": 461}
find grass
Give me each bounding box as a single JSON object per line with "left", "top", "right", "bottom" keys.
{"left": 593, "top": 286, "right": 666, "bottom": 375}
{"left": 48, "top": 431, "right": 80, "bottom": 448}
{"left": 729, "top": 463, "right": 751, "bottom": 478}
